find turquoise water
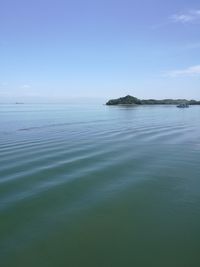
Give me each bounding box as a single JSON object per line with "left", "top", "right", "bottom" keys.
{"left": 1, "top": 104, "right": 200, "bottom": 266}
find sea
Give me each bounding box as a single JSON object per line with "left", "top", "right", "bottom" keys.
{"left": 1, "top": 103, "right": 200, "bottom": 266}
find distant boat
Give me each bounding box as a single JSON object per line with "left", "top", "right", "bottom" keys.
{"left": 177, "top": 103, "right": 189, "bottom": 108}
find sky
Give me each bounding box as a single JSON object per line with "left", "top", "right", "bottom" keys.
{"left": 1, "top": 0, "right": 200, "bottom": 102}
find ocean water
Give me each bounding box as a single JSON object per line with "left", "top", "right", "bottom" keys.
{"left": 1, "top": 103, "right": 200, "bottom": 267}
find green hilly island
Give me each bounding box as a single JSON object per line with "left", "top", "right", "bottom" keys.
{"left": 106, "top": 95, "right": 200, "bottom": 105}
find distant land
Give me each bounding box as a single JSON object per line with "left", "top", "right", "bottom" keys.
{"left": 106, "top": 95, "right": 200, "bottom": 105}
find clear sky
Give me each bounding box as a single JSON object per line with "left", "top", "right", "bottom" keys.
{"left": 1, "top": 0, "right": 200, "bottom": 102}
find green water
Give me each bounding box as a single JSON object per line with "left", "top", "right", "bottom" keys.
{"left": 1, "top": 104, "right": 200, "bottom": 266}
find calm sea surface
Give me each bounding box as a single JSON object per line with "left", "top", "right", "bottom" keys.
{"left": 1, "top": 103, "right": 200, "bottom": 266}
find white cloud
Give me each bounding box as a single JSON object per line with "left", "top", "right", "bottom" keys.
{"left": 171, "top": 9, "right": 200, "bottom": 23}
{"left": 1, "top": 82, "right": 8, "bottom": 86}
{"left": 183, "top": 42, "right": 200, "bottom": 49}
{"left": 21, "top": 84, "right": 31, "bottom": 89}
{"left": 166, "top": 65, "right": 200, "bottom": 77}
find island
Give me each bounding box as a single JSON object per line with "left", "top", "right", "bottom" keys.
{"left": 106, "top": 95, "right": 200, "bottom": 105}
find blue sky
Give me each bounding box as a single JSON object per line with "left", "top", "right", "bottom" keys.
{"left": 1, "top": 0, "right": 200, "bottom": 102}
